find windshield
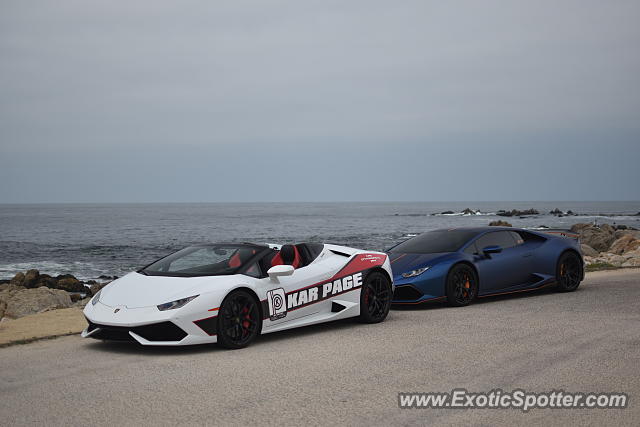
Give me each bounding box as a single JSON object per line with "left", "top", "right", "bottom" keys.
{"left": 388, "top": 230, "right": 478, "bottom": 254}
{"left": 141, "top": 245, "right": 260, "bottom": 277}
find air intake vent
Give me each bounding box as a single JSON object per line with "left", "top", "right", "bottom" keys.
{"left": 393, "top": 285, "right": 423, "bottom": 301}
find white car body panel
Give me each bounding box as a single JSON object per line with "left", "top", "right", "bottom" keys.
{"left": 82, "top": 243, "right": 394, "bottom": 346}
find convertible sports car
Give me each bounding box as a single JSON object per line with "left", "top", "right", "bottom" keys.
{"left": 389, "top": 227, "right": 584, "bottom": 306}
{"left": 82, "top": 242, "right": 393, "bottom": 348}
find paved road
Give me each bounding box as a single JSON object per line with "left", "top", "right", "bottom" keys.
{"left": 1, "top": 269, "right": 639, "bottom": 426}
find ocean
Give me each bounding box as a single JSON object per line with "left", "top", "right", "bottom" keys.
{"left": 1, "top": 201, "right": 638, "bottom": 280}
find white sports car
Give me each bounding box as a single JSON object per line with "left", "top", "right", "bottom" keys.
{"left": 82, "top": 242, "right": 394, "bottom": 349}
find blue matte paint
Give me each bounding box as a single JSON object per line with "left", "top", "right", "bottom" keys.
{"left": 389, "top": 227, "right": 583, "bottom": 304}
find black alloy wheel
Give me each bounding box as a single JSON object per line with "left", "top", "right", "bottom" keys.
{"left": 217, "top": 290, "right": 261, "bottom": 349}
{"left": 556, "top": 252, "right": 583, "bottom": 292}
{"left": 359, "top": 272, "right": 392, "bottom": 323}
{"left": 445, "top": 264, "right": 478, "bottom": 307}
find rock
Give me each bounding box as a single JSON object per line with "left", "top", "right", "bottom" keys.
{"left": 22, "top": 269, "right": 40, "bottom": 288}
{"left": 622, "top": 258, "right": 640, "bottom": 267}
{"left": 0, "top": 287, "right": 72, "bottom": 319}
{"left": 622, "top": 249, "right": 640, "bottom": 259}
{"left": 580, "top": 244, "right": 599, "bottom": 257}
{"left": 440, "top": 210, "right": 454, "bottom": 215}
{"left": 571, "top": 224, "right": 616, "bottom": 252}
{"left": 614, "top": 229, "right": 640, "bottom": 240}
{"left": 73, "top": 298, "right": 89, "bottom": 309}
{"left": 609, "top": 235, "right": 640, "bottom": 255}
{"left": 462, "top": 208, "right": 477, "bottom": 215}
{"left": 600, "top": 253, "right": 626, "bottom": 266}
{"left": 497, "top": 209, "right": 539, "bottom": 217}
{"left": 34, "top": 273, "right": 58, "bottom": 289}
{"left": 69, "top": 293, "right": 83, "bottom": 302}
{"left": 489, "top": 220, "right": 512, "bottom": 227}
{"left": 550, "top": 208, "right": 562, "bottom": 215}
{"left": 570, "top": 223, "right": 593, "bottom": 233}
{"left": 600, "top": 223, "right": 616, "bottom": 234}
{"left": 0, "top": 298, "right": 6, "bottom": 319}
{"left": 0, "top": 283, "right": 26, "bottom": 292}
{"left": 56, "top": 277, "right": 89, "bottom": 293}
{"left": 89, "top": 282, "right": 109, "bottom": 296}
{"left": 10, "top": 272, "right": 25, "bottom": 286}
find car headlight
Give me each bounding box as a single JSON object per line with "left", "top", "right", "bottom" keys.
{"left": 157, "top": 295, "right": 199, "bottom": 311}
{"left": 402, "top": 267, "right": 430, "bottom": 278}
{"left": 91, "top": 289, "right": 102, "bottom": 306}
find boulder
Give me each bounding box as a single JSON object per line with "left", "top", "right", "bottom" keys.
{"left": 489, "top": 220, "right": 512, "bottom": 227}
{"left": 440, "top": 210, "right": 454, "bottom": 215}
{"left": 0, "top": 286, "right": 73, "bottom": 319}
{"left": 462, "top": 208, "right": 477, "bottom": 215}
{"left": 600, "top": 223, "right": 616, "bottom": 235}
{"left": 609, "top": 235, "right": 640, "bottom": 255}
{"left": 601, "top": 253, "right": 626, "bottom": 267}
{"left": 497, "top": 209, "right": 539, "bottom": 217}
{"left": 622, "top": 258, "right": 640, "bottom": 267}
{"left": 580, "top": 244, "right": 599, "bottom": 257}
{"left": 570, "top": 223, "right": 593, "bottom": 233}
{"left": 614, "top": 229, "right": 640, "bottom": 240}
{"left": 22, "top": 269, "right": 40, "bottom": 288}
{"left": 10, "top": 272, "right": 25, "bottom": 286}
{"left": 572, "top": 224, "right": 616, "bottom": 252}
{"left": 56, "top": 277, "right": 89, "bottom": 293}
{"left": 0, "top": 283, "right": 26, "bottom": 293}
{"left": 89, "top": 282, "right": 109, "bottom": 296}
{"left": 34, "top": 273, "right": 58, "bottom": 289}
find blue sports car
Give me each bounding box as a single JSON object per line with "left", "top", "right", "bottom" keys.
{"left": 389, "top": 227, "right": 584, "bottom": 306}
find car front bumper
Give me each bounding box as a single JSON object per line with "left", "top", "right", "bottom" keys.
{"left": 82, "top": 301, "right": 218, "bottom": 346}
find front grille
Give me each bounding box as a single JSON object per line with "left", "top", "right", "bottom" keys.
{"left": 393, "top": 285, "right": 423, "bottom": 301}
{"left": 87, "top": 321, "right": 188, "bottom": 342}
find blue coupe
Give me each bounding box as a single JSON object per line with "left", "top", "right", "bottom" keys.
{"left": 389, "top": 227, "right": 584, "bottom": 306}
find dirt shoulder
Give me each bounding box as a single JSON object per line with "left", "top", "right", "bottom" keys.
{"left": 0, "top": 307, "right": 85, "bottom": 347}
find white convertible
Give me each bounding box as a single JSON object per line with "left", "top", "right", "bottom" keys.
{"left": 82, "top": 242, "right": 394, "bottom": 348}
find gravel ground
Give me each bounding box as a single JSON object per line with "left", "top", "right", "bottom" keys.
{"left": 1, "top": 269, "right": 639, "bottom": 426}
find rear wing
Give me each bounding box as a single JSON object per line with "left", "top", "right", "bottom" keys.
{"left": 529, "top": 228, "right": 579, "bottom": 240}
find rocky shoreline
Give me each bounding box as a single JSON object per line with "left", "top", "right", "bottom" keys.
{"left": 0, "top": 271, "right": 110, "bottom": 321}
{"left": 434, "top": 207, "right": 640, "bottom": 218}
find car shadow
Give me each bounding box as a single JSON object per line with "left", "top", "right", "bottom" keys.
{"left": 82, "top": 317, "right": 363, "bottom": 355}
{"left": 391, "top": 285, "right": 561, "bottom": 310}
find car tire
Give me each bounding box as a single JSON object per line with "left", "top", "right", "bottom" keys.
{"left": 556, "top": 252, "right": 583, "bottom": 292}
{"left": 359, "top": 271, "right": 392, "bottom": 323}
{"left": 445, "top": 264, "right": 478, "bottom": 307}
{"left": 217, "top": 290, "right": 262, "bottom": 349}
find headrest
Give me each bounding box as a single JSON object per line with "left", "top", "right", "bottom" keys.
{"left": 280, "top": 244, "right": 296, "bottom": 264}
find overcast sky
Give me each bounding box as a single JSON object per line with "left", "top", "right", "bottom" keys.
{"left": 1, "top": 0, "right": 638, "bottom": 202}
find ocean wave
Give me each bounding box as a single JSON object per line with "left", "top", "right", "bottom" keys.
{"left": 0, "top": 261, "right": 131, "bottom": 281}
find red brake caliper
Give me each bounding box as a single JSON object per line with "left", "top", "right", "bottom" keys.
{"left": 241, "top": 306, "right": 251, "bottom": 335}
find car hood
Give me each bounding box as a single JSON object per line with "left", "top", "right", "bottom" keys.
{"left": 99, "top": 272, "right": 236, "bottom": 308}
{"left": 388, "top": 252, "right": 453, "bottom": 277}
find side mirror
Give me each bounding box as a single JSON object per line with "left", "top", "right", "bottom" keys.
{"left": 482, "top": 245, "right": 503, "bottom": 256}
{"left": 267, "top": 265, "right": 294, "bottom": 281}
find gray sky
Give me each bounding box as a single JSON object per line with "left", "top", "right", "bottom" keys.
{"left": 1, "top": 0, "right": 639, "bottom": 202}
